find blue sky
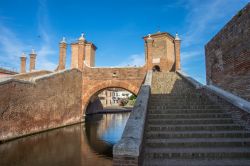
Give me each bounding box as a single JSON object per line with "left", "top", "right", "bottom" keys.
{"left": 0, "top": 0, "right": 248, "bottom": 83}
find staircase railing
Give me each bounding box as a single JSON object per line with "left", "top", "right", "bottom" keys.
{"left": 113, "top": 70, "right": 152, "bottom": 166}
{"left": 177, "top": 70, "right": 250, "bottom": 130}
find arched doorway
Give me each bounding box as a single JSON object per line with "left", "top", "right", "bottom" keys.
{"left": 152, "top": 65, "right": 161, "bottom": 72}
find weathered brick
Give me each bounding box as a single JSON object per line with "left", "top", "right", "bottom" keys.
{"left": 205, "top": 3, "right": 250, "bottom": 101}
{"left": 0, "top": 69, "right": 83, "bottom": 141}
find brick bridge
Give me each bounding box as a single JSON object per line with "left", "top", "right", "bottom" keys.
{"left": 0, "top": 31, "right": 181, "bottom": 141}
{"left": 1, "top": 4, "right": 249, "bottom": 164}
{"left": 57, "top": 32, "right": 181, "bottom": 113}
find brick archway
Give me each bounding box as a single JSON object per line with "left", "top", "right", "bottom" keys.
{"left": 82, "top": 80, "right": 140, "bottom": 114}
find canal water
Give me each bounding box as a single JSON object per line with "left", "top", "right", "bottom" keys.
{"left": 0, "top": 112, "right": 130, "bottom": 166}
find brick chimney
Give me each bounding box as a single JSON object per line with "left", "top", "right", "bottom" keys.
{"left": 85, "top": 43, "right": 97, "bottom": 67}
{"left": 58, "top": 37, "right": 67, "bottom": 70}
{"left": 29, "top": 49, "right": 37, "bottom": 72}
{"left": 78, "top": 33, "right": 85, "bottom": 70}
{"left": 174, "top": 33, "right": 181, "bottom": 71}
{"left": 20, "top": 52, "right": 27, "bottom": 73}
{"left": 71, "top": 43, "right": 78, "bottom": 68}
{"left": 145, "top": 34, "right": 154, "bottom": 70}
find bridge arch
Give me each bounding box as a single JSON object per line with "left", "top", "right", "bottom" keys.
{"left": 82, "top": 80, "right": 140, "bottom": 114}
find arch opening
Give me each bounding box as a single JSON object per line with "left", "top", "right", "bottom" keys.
{"left": 82, "top": 80, "right": 140, "bottom": 115}
{"left": 152, "top": 65, "right": 161, "bottom": 72}
{"left": 85, "top": 87, "right": 137, "bottom": 115}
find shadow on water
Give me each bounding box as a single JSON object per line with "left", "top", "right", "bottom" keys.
{"left": 0, "top": 112, "right": 130, "bottom": 166}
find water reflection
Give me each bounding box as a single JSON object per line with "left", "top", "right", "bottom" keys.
{"left": 0, "top": 112, "right": 130, "bottom": 166}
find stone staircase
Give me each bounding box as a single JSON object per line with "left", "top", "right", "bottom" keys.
{"left": 142, "top": 72, "right": 250, "bottom": 166}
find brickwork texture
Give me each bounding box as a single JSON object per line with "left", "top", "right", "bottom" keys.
{"left": 0, "top": 69, "right": 83, "bottom": 141}
{"left": 205, "top": 3, "right": 250, "bottom": 101}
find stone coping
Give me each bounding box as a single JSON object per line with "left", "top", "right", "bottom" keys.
{"left": 0, "top": 77, "right": 33, "bottom": 85}
{"left": 83, "top": 60, "right": 145, "bottom": 69}
{"left": 144, "top": 70, "right": 152, "bottom": 86}
{"left": 204, "top": 85, "right": 250, "bottom": 114}
{"left": 177, "top": 70, "right": 203, "bottom": 89}
{"left": 0, "top": 68, "right": 81, "bottom": 85}
{"left": 177, "top": 70, "right": 250, "bottom": 114}
{"left": 11, "top": 70, "right": 52, "bottom": 77}
{"left": 32, "top": 68, "right": 81, "bottom": 82}
{"left": 113, "top": 71, "right": 152, "bottom": 156}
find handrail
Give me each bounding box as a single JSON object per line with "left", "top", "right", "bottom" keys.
{"left": 177, "top": 70, "right": 203, "bottom": 89}
{"left": 177, "top": 70, "right": 250, "bottom": 113}
{"left": 204, "top": 85, "right": 250, "bottom": 113}
{"left": 113, "top": 70, "right": 152, "bottom": 157}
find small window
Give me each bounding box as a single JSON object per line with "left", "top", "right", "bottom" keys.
{"left": 152, "top": 65, "right": 160, "bottom": 72}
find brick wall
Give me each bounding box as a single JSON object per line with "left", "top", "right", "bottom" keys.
{"left": 82, "top": 66, "right": 146, "bottom": 113}
{"left": 205, "top": 3, "right": 250, "bottom": 101}
{"left": 0, "top": 69, "right": 83, "bottom": 141}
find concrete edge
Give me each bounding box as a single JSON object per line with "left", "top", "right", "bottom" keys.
{"left": 177, "top": 70, "right": 203, "bottom": 89}
{"left": 11, "top": 70, "right": 52, "bottom": 77}
{"left": 83, "top": 60, "right": 145, "bottom": 69}
{"left": 204, "top": 85, "right": 250, "bottom": 114}
{"left": 31, "top": 68, "right": 81, "bottom": 82}
{"left": 177, "top": 70, "right": 250, "bottom": 113}
{"left": 113, "top": 71, "right": 152, "bottom": 157}
{"left": 0, "top": 68, "right": 81, "bottom": 85}
{"left": 0, "top": 77, "right": 34, "bottom": 85}
{"left": 0, "top": 119, "right": 84, "bottom": 143}
{"left": 144, "top": 70, "right": 153, "bottom": 86}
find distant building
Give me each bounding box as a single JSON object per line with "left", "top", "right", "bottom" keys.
{"left": 98, "top": 88, "right": 132, "bottom": 107}
{"left": 113, "top": 90, "right": 132, "bottom": 100}
{"left": 0, "top": 68, "right": 18, "bottom": 78}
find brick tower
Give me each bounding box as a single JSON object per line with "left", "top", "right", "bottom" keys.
{"left": 71, "top": 33, "right": 97, "bottom": 69}
{"left": 144, "top": 32, "right": 181, "bottom": 72}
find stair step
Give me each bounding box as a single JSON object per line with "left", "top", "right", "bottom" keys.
{"left": 150, "top": 98, "right": 211, "bottom": 102}
{"left": 146, "top": 138, "right": 250, "bottom": 148}
{"left": 150, "top": 95, "right": 205, "bottom": 99}
{"left": 150, "top": 105, "right": 221, "bottom": 109}
{"left": 144, "top": 147, "right": 250, "bottom": 159}
{"left": 146, "top": 130, "right": 250, "bottom": 139}
{"left": 150, "top": 102, "right": 215, "bottom": 105}
{"left": 148, "top": 113, "right": 231, "bottom": 119}
{"left": 148, "top": 118, "right": 234, "bottom": 125}
{"left": 143, "top": 159, "right": 250, "bottom": 166}
{"left": 148, "top": 109, "right": 224, "bottom": 114}
{"left": 147, "top": 124, "right": 244, "bottom": 131}
{"left": 150, "top": 102, "right": 215, "bottom": 106}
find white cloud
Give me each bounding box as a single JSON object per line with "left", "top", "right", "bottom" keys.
{"left": 181, "top": 0, "right": 246, "bottom": 47}
{"left": 118, "top": 53, "right": 145, "bottom": 67}
{"left": 179, "top": 0, "right": 248, "bottom": 83}
{"left": 0, "top": 25, "right": 25, "bottom": 71}
{"left": 0, "top": 0, "right": 57, "bottom": 72}
{"left": 35, "top": 0, "right": 57, "bottom": 70}
{"left": 181, "top": 50, "right": 202, "bottom": 61}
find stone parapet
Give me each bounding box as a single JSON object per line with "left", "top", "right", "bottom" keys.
{"left": 10, "top": 70, "right": 52, "bottom": 81}
{"left": 176, "top": 70, "right": 250, "bottom": 130}
{"left": 201, "top": 85, "right": 250, "bottom": 130}
{"left": 177, "top": 70, "right": 203, "bottom": 89}
{"left": 113, "top": 71, "right": 152, "bottom": 166}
